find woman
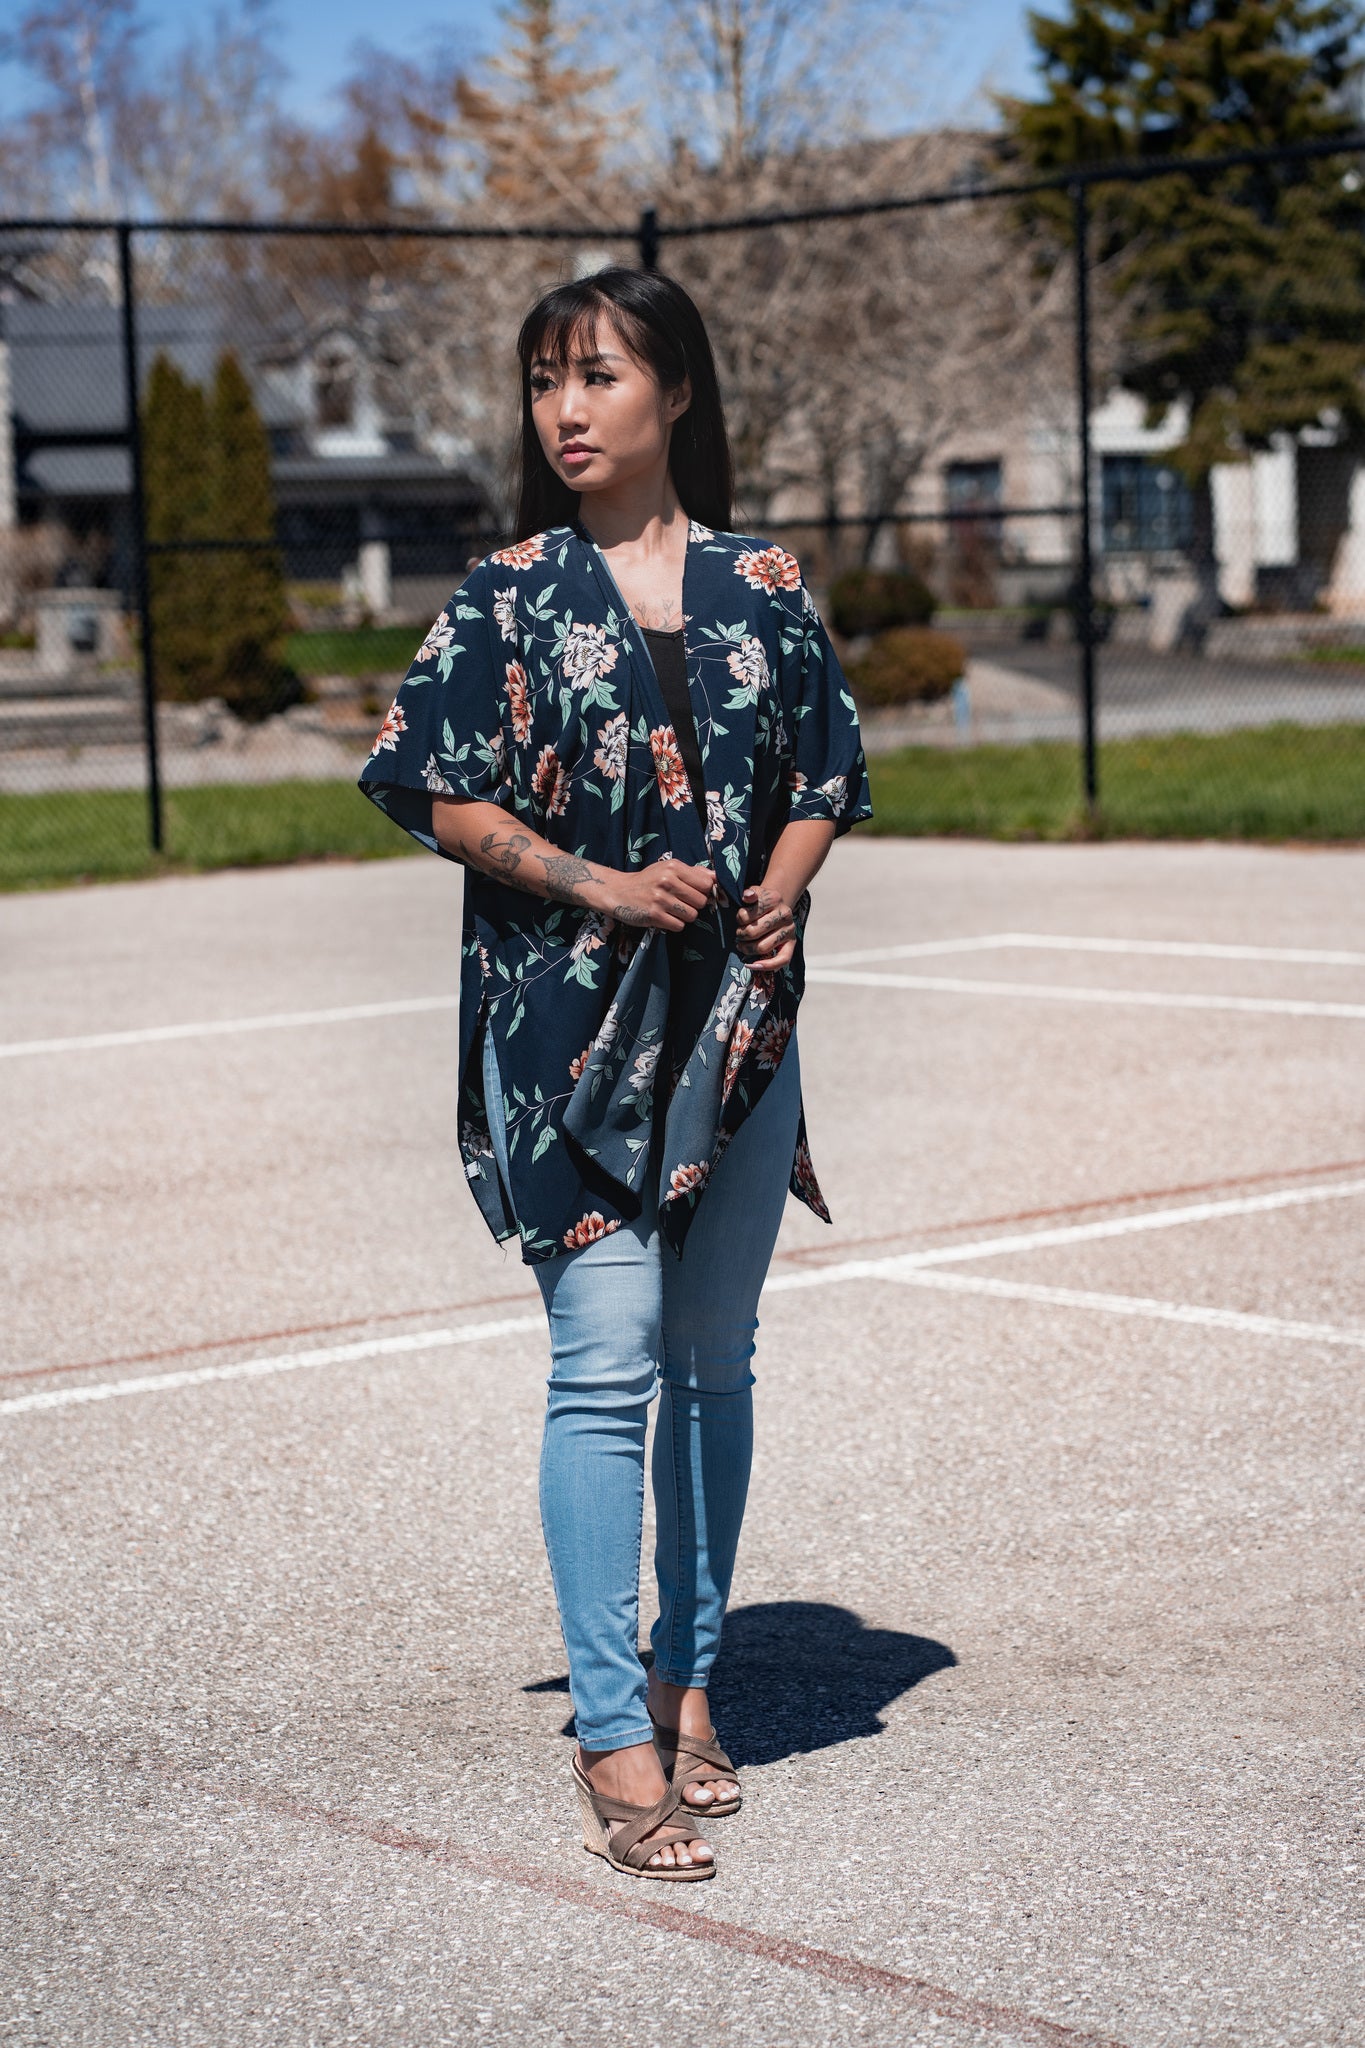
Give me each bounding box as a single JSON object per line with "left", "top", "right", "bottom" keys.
{"left": 359, "top": 266, "right": 872, "bottom": 1881}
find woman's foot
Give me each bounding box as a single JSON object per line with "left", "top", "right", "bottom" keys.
{"left": 577, "top": 1740, "right": 715, "bottom": 1870}
{"left": 646, "top": 1669, "right": 740, "bottom": 1811}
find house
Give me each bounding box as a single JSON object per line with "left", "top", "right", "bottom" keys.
{"left": 0, "top": 298, "right": 491, "bottom": 621}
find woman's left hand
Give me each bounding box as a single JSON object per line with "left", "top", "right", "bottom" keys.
{"left": 736, "top": 882, "right": 798, "bottom": 972}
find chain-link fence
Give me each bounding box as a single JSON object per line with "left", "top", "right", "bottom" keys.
{"left": 4, "top": 133, "right": 1365, "bottom": 885}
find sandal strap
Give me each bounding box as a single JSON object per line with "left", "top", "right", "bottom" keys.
{"left": 650, "top": 1717, "right": 738, "bottom": 1783}
{"left": 607, "top": 1782, "right": 692, "bottom": 1869}
{"left": 576, "top": 1763, "right": 699, "bottom": 1869}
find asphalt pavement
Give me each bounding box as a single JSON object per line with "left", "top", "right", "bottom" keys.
{"left": 2, "top": 838, "right": 1362, "bottom": 2047}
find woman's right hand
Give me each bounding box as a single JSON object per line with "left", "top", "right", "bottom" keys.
{"left": 599, "top": 858, "right": 720, "bottom": 931}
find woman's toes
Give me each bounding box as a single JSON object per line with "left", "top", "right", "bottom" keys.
{"left": 683, "top": 1782, "right": 715, "bottom": 1806}
{"left": 645, "top": 1831, "right": 713, "bottom": 1869}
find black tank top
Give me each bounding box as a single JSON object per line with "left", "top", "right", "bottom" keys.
{"left": 642, "top": 626, "right": 708, "bottom": 832}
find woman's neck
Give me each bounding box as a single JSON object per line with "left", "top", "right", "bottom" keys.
{"left": 572, "top": 459, "right": 692, "bottom": 629}
{"left": 574, "top": 466, "right": 686, "bottom": 557}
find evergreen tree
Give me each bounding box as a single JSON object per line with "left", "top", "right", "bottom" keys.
{"left": 142, "top": 352, "right": 216, "bottom": 701}
{"left": 999, "top": 0, "right": 1365, "bottom": 588}
{"left": 206, "top": 350, "right": 295, "bottom": 720}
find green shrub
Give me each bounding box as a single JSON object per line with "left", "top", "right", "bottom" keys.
{"left": 205, "top": 351, "right": 300, "bottom": 722}
{"left": 143, "top": 348, "right": 300, "bottom": 723}
{"left": 828, "top": 566, "right": 936, "bottom": 636}
{"left": 847, "top": 625, "right": 965, "bottom": 705}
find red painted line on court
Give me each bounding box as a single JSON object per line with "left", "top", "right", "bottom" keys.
{"left": 0, "top": 1289, "right": 541, "bottom": 1384}
{"left": 8, "top": 1153, "right": 1365, "bottom": 1390}
{"left": 1, "top": 1704, "right": 1125, "bottom": 2047}
{"left": 778, "top": 1155, "right": 1365, "bottom": 1265}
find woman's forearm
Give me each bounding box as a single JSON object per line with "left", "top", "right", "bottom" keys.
{"left": 761, "top": 819, "right": 838, "bottom": 905}
{"left": 432, "top": 799, "right": 722, "bottom": 933}
{"left": 431, "top": 796, "right": 616, "bottom": 912}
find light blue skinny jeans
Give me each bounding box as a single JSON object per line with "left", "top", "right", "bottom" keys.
{"left": 482, "top": 1020, "right": 803, "bottom": 1751}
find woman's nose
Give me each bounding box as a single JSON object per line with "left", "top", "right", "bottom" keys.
{"left": 558, "top": 382, "right": 589, "bottom": 429}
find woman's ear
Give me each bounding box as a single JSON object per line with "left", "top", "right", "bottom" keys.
{"left": 667, "top": 374, "right": 692, "bottom": 423}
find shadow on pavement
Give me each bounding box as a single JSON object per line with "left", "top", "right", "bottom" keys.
{"left": 525, "top": 1601, "right": 956, "bottom": 1761}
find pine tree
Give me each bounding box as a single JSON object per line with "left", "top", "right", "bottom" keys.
{"left": 206, "top": 350, "right": 295, "bottom": 720}
{"left": 446, "top": 0, "right": 618, "bottom": 217}
{"left": 142, "top": 352, "right": 216, "bottom": 701}
{"left": 999, "top": 0, "right": 1365, "bottom": 584}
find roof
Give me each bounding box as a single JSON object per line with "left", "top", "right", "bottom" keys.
{"left": 18, "top": 447, "right": 131, "bottom": 497}
{"left": 273, "top": 452, "right": 484, "bottom": 498}
{"left": 2, "top": 298, "right": 483, "bottom": 507}
{"left": 2, "top": 300, "right": 296, "bottom": 437}
{"left": 15, "top": 441, "right": 482, "bottom": 505}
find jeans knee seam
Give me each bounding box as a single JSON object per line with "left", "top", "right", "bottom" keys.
{"left": 666, "top": 1378, "right": 696, "bottom": 1674}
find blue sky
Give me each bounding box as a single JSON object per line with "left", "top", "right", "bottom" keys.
{"left": 0, "top": 0, "right": 1046, "bottom": 130}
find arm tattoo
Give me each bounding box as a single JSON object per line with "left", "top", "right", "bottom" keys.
{"left": 477, "top": 828, "right": 531, "bottom": 875}
{"left": 537, "top": 853, "right": 600, "bottom": 906}
{"left": 467, "top": 827, "right": 605, "bottom": 910}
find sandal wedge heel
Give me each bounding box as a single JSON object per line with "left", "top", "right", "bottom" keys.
{"left": 570, "top": 1750, "right": 717, "bottom": 1880}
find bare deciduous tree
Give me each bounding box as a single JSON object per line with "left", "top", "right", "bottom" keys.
{"left": 651, "top": 130, "right": 1098, "bottom": 572}
{"left": 618, "top": 0, "right": 935, "bottom": 178}
{"left": 0, "top": 0, "right": 282, "bottom": 298}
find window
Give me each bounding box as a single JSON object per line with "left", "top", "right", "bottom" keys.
{"left": 1101, "top": 454, "right": 1193, "bottom": 552}
{"left": 945, "top": 459, "right": 1004, "bottom": 540}
{"left": 314, "top": 344, "right": 355, "bottom": 429}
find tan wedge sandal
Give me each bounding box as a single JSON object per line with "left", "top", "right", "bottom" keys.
{"left": 570, "top": 1749, "right": 717, "bottom": 1881}
{"left": 647, "top": 1704, "right": 742, "bottom": 1817}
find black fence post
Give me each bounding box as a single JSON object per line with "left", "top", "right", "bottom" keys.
{"left": 1071, "top": 176, "right": 1099, "bottom": 813}
{"left": 117, "top": 222, "right": 163, "bottom": 854}
{"left": 638, "top": 205, "right": 660, "bottom": 272}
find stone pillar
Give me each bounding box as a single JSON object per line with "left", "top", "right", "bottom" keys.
{"left": 1326, "top": 461, "right": 1365, "bottom": 618}
{"left": 1252, "top": 438, "right": 1297, "bottom": 571}
{"left": 1211, "top": 462, "right": 1255, "bottom": 608}
{"left": 358, "top": 539, "right": 392, "bottom": 619}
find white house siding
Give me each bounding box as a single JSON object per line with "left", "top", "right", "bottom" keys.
{"left": 0, "top": 339, "right": 15, "bottom": 628}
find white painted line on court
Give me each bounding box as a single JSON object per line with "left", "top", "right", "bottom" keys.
{"left": 816, "top": 933, "right": 1365, "bottom": 969}
{"left": 0, "top": 1314, "right": 543, "bottom": 1418}
{"left": 813, "top": 935, "right": 1027, "bottom": 965}
{"left": 8, "top": 1175, "right": 1363, "bottom": 1420}
{"left": 875, "top": 1269, "right": 1365, "bottom": 1349}
{"left": 805, "top": 967, "right": 1365, "bottom": 1022}
{"left": 0, "top": 995, "right": 459, "bottom": 1061}
{"left": 7, "top": 931, "right": 1360, "bottom": 1061}
{"left": 758, "top": 1174, "right": 1365, "bottom": 1290}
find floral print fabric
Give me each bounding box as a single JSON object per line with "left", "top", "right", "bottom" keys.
{"left": 357, "top": 517, "right": 873, "bottom": 1265}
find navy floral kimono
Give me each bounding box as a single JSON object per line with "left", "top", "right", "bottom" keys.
{"left": 357, "top": 517, "right": 873, "bottom": 1265}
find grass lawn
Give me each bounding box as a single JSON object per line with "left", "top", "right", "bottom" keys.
{"left": 0, "top": 780, "right": 423, "bottom": 891}
{"left": 285, "top": 624, "right": 426, "bottom": 676}
{"left": 2, "top": 723, "right": 1361, "bottom": 890}
{"left": 862, "top": 723, "right": 1365, "bottom": 842}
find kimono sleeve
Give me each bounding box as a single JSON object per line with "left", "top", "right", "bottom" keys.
{"left": 777, "top": 569, "right": 875, "bottom": 838}
{"left": 356, "top": 559, "right": 511, "bottom": 856}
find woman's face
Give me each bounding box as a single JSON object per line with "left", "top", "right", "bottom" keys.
{"left": 529, "top": 312, "right": 691, "bottom": 498}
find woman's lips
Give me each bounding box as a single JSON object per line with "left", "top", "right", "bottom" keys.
{"left": 561, "top": 448, "right": 594, "bottom": 465}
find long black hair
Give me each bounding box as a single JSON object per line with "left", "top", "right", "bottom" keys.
{"left": 510, "top": 267, "right": 735, "bottom": 540}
